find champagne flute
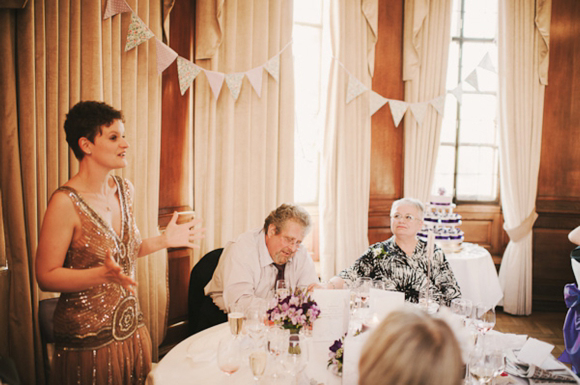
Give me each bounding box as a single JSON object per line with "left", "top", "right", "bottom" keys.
{"left": 249, "top": 348, "right": 268, "bottom": 384}
{"left": 228, "top": 303, "right": 245, "bottom": 337}
{"left": 474, "top": 304, "right": 496, "bottom": 335}
{"left": 217, "top": 337, "right": 241, "bottom": 376}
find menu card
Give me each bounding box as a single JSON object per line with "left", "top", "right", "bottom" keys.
{"left": 311, "top": 289, "right": 350, "bottom": 342}
{"left": 342, "top": 331, "right": 372, "bottom": 385}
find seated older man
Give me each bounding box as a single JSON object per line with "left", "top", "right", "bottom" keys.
{"left": 205, "top": 203, "right": 319, "bottom": 312}
{"left": 313, "top": 198, "right": 461, "bottom": 306}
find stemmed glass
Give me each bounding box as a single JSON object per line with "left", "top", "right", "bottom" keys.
{"left": 355, "top": 277, "right": 372, "bottom": 308}
{"left": 372, "top": 279, "right": 386, "bottom": 290}
{"left": 282, "top": 332, "right": 309, "bottom": 383}
{"left": 474, "top": 304, "right": 496, "bottom": 336}
{"left": 469, "top": 342, "right": 505, "bottom": 384}
{"left": 451, "top": 298, "right": 473, "bottom": 326}
{"left": 246, "top": 304, "right": 267, "bottom": 341}
{"left": 228, "top": 303, "right": 245, "bottom": 337}
{"left": 248, "top": 345, "right": 268, "bottom": 384}
{"left": 276, "top": 280, "right": 290, "bottom": 299}
{"left": 217, "top": 336, "right": 241, "bottom": 376}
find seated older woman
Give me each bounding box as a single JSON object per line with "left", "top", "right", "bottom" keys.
{"left": 313, "top": 197, "right": 461, "bottom": 306}
{"left": 359, "top": 308, "right": 464, "bottom": 385}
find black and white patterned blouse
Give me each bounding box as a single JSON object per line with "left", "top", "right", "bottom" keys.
{"left": 338, "top": 236, "right": 461, "bottom": 306}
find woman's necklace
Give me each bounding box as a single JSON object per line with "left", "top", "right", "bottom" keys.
{"left": 83, "top": 191, "right": 113, "bottom": 212}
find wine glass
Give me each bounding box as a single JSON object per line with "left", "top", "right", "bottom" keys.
{"left": 276, "top": 280, "right": 290, "bottom": 299}
{"left": 283, "top": 333, "right": 309, "bottom": 382}
{"left": 217, "top": 336, "right": 241, "bottom": 376}
{"left": 248, "top": 347, "right": 268, "bottom": 384}
{"left": 451, "top": 298, "right": 473, "bottom": 326}
{"left": 469, "top": 343, "right": 504, "bottom": 384}
{"left": 474, "top": 304, "right": 496, "bottom": 335}
{"left": 372, "top": 278, "right": 386, "bottom": 290}
{"left": 228, "top": 303, "right": 245, "bottom": 337}
{"left": 355, "top": 277, "right": 372, "bottom": 308}
{"left": 246, "top": 304, "right": 267, "bottom": 341}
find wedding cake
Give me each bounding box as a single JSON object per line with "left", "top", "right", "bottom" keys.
{"left": 418, "top": 195, "right": 464, "bottom": 253}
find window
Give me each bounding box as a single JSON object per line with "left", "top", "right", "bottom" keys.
{"left": 292, "top": 0, "right": 331, "bottom": 204}
{"left": 432, "top": 0, "right": 499, "bottom": 202}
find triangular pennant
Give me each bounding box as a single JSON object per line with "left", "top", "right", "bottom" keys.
{"left": 465, "top": 69, "right": 479, "bottom": 91}
{"left": 264, "top": 55, "right": 280, "bottom": 82}
{"left": 346, "top": 75, "right": 368, "bottom": 104}
{"left": 104, "top": 0, "right": 132, "bottom": 19}
{"left": 155, "top": 39, "right": 178, "bottom": 74}
{"left": 204, "top": 70, "right": 225, "bottom": 100}
{"left": 388, "top": 100, "right": 408, "bottom": 127}
{"left": 478, "top": 52, "right": 496, "bottom": 73}
{"left": 125, "top": 13, "right": 154, "bottom": 52}
{"left": 409, "top": 102, "right": 429, "bottom": 126}
{"left": 176, "top": 57, "right": 201, "bottom": 95}
{"left": 245, "top": 66, "right": 264, "bottom": 98}
{"left": 369, "top": 90, "right": 388, "bottom": 116}
{"left": 225, "top": 73, "right": 244, "bottom": 101}
{"left": 429, "top": 95, "right": 446, "bottom": 117}
{"left": 449, "top": 84, "right": 463, "bottom": 104}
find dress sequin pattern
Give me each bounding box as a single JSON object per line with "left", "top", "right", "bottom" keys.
{"left": 50, "top": 176, "right": 152, "bottom": 385}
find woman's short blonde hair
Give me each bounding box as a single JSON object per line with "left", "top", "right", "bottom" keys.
{"left": 359, "top": 308, "right": 463, "bottom": 385}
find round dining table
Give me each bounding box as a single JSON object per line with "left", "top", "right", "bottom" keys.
{"left": 146, "top": 322, "right": 341, "bottom": 385}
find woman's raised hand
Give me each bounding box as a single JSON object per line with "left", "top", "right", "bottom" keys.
{"left": 164, "top": 211, "right": 206, "bottom": 249}
{"left": 103, "top": 249, "right": 137, "bottom": 294}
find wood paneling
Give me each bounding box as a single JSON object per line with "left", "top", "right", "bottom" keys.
{"left": 158, "top": 0, "right": 196, "bottom": 356}
{"left": 533, "top": 0, "right": 580, "bottom": 311}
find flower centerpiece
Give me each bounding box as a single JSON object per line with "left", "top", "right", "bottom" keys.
{"left": 266, "top": 289, "right": 321, "bottom": 333}
{"left": 327, "top": 335, "right": 345, "bottom": 376}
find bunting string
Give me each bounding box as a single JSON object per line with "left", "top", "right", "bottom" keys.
{"left": 104, "top": 0, "right": 292, "bottom": 101}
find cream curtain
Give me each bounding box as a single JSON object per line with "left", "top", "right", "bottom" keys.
{"left": 319, "top": 0, "right": 377, "bottom": 280}
{"left": 497, "top": 0, "right": 551, "bottom": 315}
{"left": 193, "top": 0, "right": 295, "bottom": 258}
{"left": 0, "top": 1, "right": 167, "bottom": 383}
{"left": 402, "top": 0, "right": 453, "bottom": 203}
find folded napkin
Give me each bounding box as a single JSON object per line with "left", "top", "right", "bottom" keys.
{"left": 506, "top": 351, "right": 577, "bottom": 384}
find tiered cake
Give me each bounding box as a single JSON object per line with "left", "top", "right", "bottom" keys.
{"left": 418, "top": 195, "right": 464, "bottom": 253}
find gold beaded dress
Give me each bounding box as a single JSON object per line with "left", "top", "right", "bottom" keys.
{"left": 50, "top": 176, "right": 152, "bottom": 385}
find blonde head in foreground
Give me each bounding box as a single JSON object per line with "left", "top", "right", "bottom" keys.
{"left": 359, "top": 308, "right": 464, "bottom": 385}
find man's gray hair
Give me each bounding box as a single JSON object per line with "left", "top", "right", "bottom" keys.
{"left": 391, "top": 198, "right": 425, "bottom": 219}
{"left": 263, "top": 203, "right": 311, "bottom": 234}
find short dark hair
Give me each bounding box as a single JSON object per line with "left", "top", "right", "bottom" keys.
{"left": 263, "top": 204, "right": 311, "bottom": 235}
{"left": 64, "top": 101, "right": 124, "bottom": 160}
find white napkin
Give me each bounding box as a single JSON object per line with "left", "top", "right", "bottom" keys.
{"left": 186, "top": 333, "right": 218, "bottom": 364}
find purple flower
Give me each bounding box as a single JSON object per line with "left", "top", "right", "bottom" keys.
{"left": 329, "top": 338, "right": 343, "bottom": 353}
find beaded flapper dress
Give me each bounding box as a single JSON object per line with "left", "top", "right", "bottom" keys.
{"left": 50, "top": 176, "right": 152, "bottom": 385}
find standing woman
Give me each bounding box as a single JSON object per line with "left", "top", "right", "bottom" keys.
{"left": 36, "top": 101, "right": 204, "bottom": 384}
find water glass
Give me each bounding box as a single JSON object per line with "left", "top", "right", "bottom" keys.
{"left": 474, "top": 304, "right": 496, "bottom": 335}
{"left": 276, "top": 280, "right": 290, "bottom": 299}
{"left": 217, "top": 336, "right": 241, "bottom": 376}
{"left": 246, "top": 304, "right": 267, "bottom": 341}
{"left": 355, "top": 277, "right": 372, "bottom": 308}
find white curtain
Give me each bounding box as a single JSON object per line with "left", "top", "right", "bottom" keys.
{"left": 193, "top": 0, "right": 295, "bottom": 259}
{"left": 319, "top": 0, "right": 378, "bottom": 280}
{"left": 402, "top": 0, "right": 453, "bottom": 203}
{"left": 497, "top": 0, "right": 551, "bottom": 315}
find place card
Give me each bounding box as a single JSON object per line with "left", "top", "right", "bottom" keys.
{"left": 516, "top": 337, "right": 554, "bottom": 367}
{"left": 369, "top": 288, "right": 405, "bottom": 321}
{"left": 311, "top": 289, "right": 350, "bottom": 342}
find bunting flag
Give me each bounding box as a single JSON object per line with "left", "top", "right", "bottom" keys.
{"left": 465, "top": 69, "right": 479, "bottom": 91}
{"left": 264, "top": 55, "right": 280, "bottom": 83}
{"left": 245, "top": 67, "right": 264, "bottom": 98}
{"left": 409, "top": 102, "right": 429, "bottom": 126}
{"left": 388, "top": 100, "right": 409, "bottom": 127}
{"left": 225, "top": 73, "right": 245, "bottom": 100}
{"left": 430, "top": 95, "right": 446, "bottom": 117}
{"left": 346, "top": 75, "right": 368, "bottom": 104}
{"left": 155, "top": 39, "right": 178, "bottom": 74}
{"left": 204, "top": 70, "right": 225, "bottom": 100}
{"left": 125, "top": 13, "right": 154, "bottom": 52}
{"left": 369, "top": 90, "right": 388, "bottom": 116}
{"left": 177, "top": 57, "right": 201, "bottom": 95}
{"left": 104, "top": 0, "right": 132, "bottom": 19}
{"left": 478, "top": 52, "right": 496, "bottom": 73}
{"left": 449, "top": 84, "right": 463, "bottom": 104}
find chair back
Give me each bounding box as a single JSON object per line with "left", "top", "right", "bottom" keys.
{"left": 188, "top": 248, "right": 226, "bottom": 334}
{"left": 38, "top": 297, "right": 58, "bottom": 381}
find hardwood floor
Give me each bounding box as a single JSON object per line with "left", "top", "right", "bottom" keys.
{"left": 495, "top": 308, "right": 568, "bottom": 358}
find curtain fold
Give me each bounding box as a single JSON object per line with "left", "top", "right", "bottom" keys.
{"left": 319, "top": 0, "right": 377, "bottom": 280}
{"left": 193, "top": 0, "right": 295, "bottom": 259}
{"left": 497, "top": 0, "right": 551, "bottom": 315}
{"left": 402, "top": 0, "right": 452, "bottom": 203}
{"left": 0, "top": 1, "right": 166, "bottom": 383}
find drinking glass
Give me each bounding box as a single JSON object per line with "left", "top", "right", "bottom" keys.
{"left": 283, "top": 333, "right": 309, "bottom": 382}
{"left": 246, "top": 304, "right": 267, "bottom": 341}
{"left": 228, "top": 303, "right": 245, "bottom": 337}
{"left": 276, "top": 280, "right": 290, "bottom": 299}
{"left": 355, "top": 277, "right": 372, "bottom": 308}
{"left": 474, "top": 304, "right": 496, "bottom": 335}
{"left": 469, "top": 344, "right": 504, "bottom": 384}
{"left": 248, "top": 347, "right": 268, "bottom": 384}
{"left": 451, "top": 298, "right": 473, "bottom": 326}
{"left": 217, "top": 336, "right": 241, "bottom": 376}
{"left": 372, "top": 279, "right": 386, "bottom": 290}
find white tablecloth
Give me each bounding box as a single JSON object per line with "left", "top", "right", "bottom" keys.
{"left": 446, "top": 242, "right": 503, "bottom": 308}
{"left": 146, "top": 323, "right": 341, "bottom": 385}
